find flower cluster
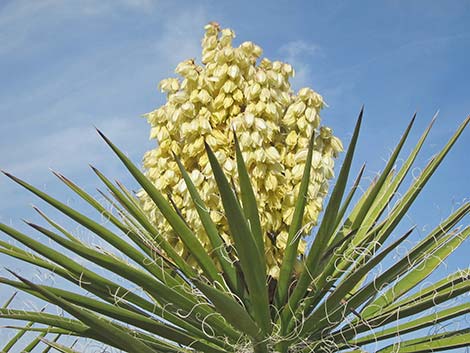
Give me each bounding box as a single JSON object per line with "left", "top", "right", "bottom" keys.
{"left": 139, "top": 22, "right": 343, "bottom": 278}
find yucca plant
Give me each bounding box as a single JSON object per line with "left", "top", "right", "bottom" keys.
{"left": 1, "top": 23, "right": 469, "bottom": 353}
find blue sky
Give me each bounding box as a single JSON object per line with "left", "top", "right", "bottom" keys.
{"left": 0, "top": 0, "right": 469, "bottom": 349}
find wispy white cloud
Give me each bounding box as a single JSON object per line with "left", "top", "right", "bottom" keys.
{"left": 0, "top": 117, "right": 157, "bottom": 220}
{"left": 0, "top": 1, "right": 209, "bottom": 216}
{"left": 72, "top": 0, "right": 159, "bottom": 15}
{"left": 2, "top": 118, "right": 143, "bottom": 176}
{"left": 0, "top": 1, "right": 207, "bottom": 121}
{"left": 279, "top": 40, "right": 321, "bottom": 90}
{"left": 119, "top": 0, "right": 158, "bottom": 11}
{"left": 0, "top": 0, "right": 160, "bottom": 55}
{"left": 280, "top": 40, "right": 319, "bottom": 58}
{"left": 154, "top": 7, "right": 209, "bottom": 67}
{"left": 0, "top": 0, "right": 54, "bottom": 54}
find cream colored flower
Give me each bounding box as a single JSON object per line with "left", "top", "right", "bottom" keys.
{"left": 140, "top": 22, "right": 342, "bottom": 277}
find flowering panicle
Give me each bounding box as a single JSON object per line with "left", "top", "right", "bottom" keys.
{"left": 139, "top": 22, "right": 343, "bottom": 277}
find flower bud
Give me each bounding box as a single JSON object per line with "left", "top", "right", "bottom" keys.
{"left": 223, "top": 96, "right": 234, "bottom": 109}
{"left": 330, "top": 136, "right": 343, "bottom": 154}
{"left": 256, "top": 70, "right": 267, "bottom": 84}
{"left": 282, "top": 63, "right": 294, "bottom": 76}
{"left": 220, "top": 28, "right": 235, "bottom": 47}
{"left": 198, "top": 89, "right": 212, "bottom": 104}
{"left": 266, "top": 146, "right": 281, "bottom": 161}
{"left": 233, "top": 89, "right": 244, "bottom": 102}
{"left": 227, "top": 64, "right": 240, "bottom": 79}
{"left": 158, "top": 78, "right": 179, "bottom": 93}
{"left": 202, "top": 50, "right": 216, "bottom": 64}
{"left": 249, "top": 82, "right": 261, "bottom": 98}
{"left": 286, "top": 131, "right": 298, "bottom": 147}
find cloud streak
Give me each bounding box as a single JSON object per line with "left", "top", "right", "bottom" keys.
{"left": 2, "top": 118, "right": 143, "bottom": 176}
{"left": 0, "top": 0, "right": 159, "bottom": 55}
{"left": 0, "top": 1, "right": 209, "bottom": 218}
{"left": 279, "top": 40, "right": 321, "bottom": 90}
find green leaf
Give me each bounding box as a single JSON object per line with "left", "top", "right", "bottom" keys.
{"left": 0, "top": 277, "right": 227, "bottom": 353}
{"left": 2, "top": 319, "right": 37, "bottom": 352}
{"left": 174, "top": 155, "right": 239, "bottom": 292}
{"left": 0, "top": 223, "right": 218, "bottom": 342}
{"left": 350, "top": 225, "right": 470, "bottom": 321}
{"left": 302, "top": 115, "right": 469, "bottom": 325}
{"left": 0, "top": 309, "right": 104, "bottom": 348}
{"left": 320, "top": 115, "right": 419, "bottom": 288}
{"left": 40, "top": 334, "right": 64, "bottom": 353}
{"left": 39, "top": 339, "right": 81, "bottom": 353}
{"left": 361, "top": 205, "right": 470, "bottom": 318}
{"left": 20, "top": 330, "right": 47, "bottom": 352}
{"left": 280, "top": 110, "right": 362, "bottom": 324}
{"left": 97, "top": 129, "right": 224, "bottom": 285}
{"left": 1, "top": 307, "right": 178, "bottom": 352}
{"left": 205, "top": 141, "right": 271, "bottom": 339}
{"left": 276, "top": 127, "right": 316, "bottom": 307}
{"left": 233, "top": 130, "right": 264, "bottom": 257}
{"left": 299, "top": 226, "right": 415, "bottom": 336}
{"left": 389, "top": 268, "right": 470, "bottom": 311}
{"left": 7, "top": 270, "right": 163, "bottom": 353}
{"left": 330, "top": 116, "right": 457, "bottom": 289}
{"left": 350, "top": 303, "right": 470, "bottom": 346}
{"left": 336, "top": 272, "right": 470, "bottom": 341}
{"left": 1, "top": 292, "right": 17, "bottom": 308}
{"left": 376, "top": 328, "right": 470, "bottom": 353}
{"left": 193, "top": 278, "right": 260, "bottom": 337}
{"left": 331, "top": 163, "right": 366, "bottom": 236}
{"left": 90, "top": 165, "right": 194, "bottom": 279}
{"left": 339, "top": 114, "right": 416, "bottom": 244}
{"left": 24, "top": 221, "right": 240, "bottom": 341}
{"left": 357, "top": 115, "right": 436, "bottom": 237}
{"left": 1, "top": 171, "right": 178, "bottom": 287}
{"left": 364, "top": 116, "right": 470, "bottom": 259}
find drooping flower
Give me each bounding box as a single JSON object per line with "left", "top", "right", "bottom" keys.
{"left": 139, "top": 22, "right": 342, "bottom": 277}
